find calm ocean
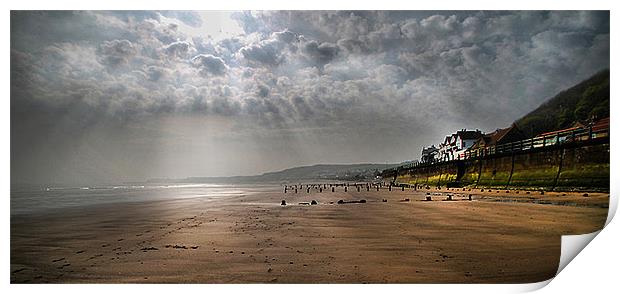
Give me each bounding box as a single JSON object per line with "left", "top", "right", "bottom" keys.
{"left": 10, "top": 183, "right": 279, "bottom": 216}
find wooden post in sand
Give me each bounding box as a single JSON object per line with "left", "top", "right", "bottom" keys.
{"left": 319, "top": 187, "right": 322, "bottom": 193}
{"left": 357, "top": 186, "right": 360, "bottom": 192}
{"left": 367, "top": 185, "right": 369, "bottom": 191}
{"left": 307, "top": 188, "right": 310, "bottom": 193}
{"left": 389, "top": 185, "right": 392, "bottom": 191}
{"left": 284, "top": 187, "right": 287, "bottom": 193}
{"left": 345, "top": 186, "right": 348, "bottom": 192}
{"left": 295, "top": 188, "right": 298, "bottom": 193}
{"left": 332, "top": 187, "right": 335, "bottom": 192}
{"left": 376, "top": 186, "right": 379, "bottom": 191}
{"left": 402, "top": 186, "right": 405, "bottom": 191}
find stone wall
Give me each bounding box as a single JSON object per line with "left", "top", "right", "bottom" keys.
{"left": 392, "top": 140, "right": 609, "bottom": 191}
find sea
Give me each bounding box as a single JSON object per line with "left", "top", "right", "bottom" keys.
{"left": 10, "top": 183, "right": 280, "bottom": 216}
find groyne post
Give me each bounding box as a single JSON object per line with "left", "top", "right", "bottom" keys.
{"left": 552, "top": 148, "right": 565, "bottom": 191}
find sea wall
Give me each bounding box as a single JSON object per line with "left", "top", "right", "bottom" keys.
{"left": 391, "top": 139, "right": 609, "bottom": 191}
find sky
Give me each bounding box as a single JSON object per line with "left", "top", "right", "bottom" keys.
{"left": 10, "top": 11, "right": 609, "bottom": 185}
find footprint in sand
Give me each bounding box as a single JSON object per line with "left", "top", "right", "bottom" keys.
{"left": 57, "top": 263, "right": 71, "bottom": 269}
{"left": 88, "top": 254, "right": 103, "bottom": 260}
{"left": 140, "top": 247, "right": 159, "bottom": 251}
{"left": 52, "top": 257, "right": 65, "bottom": 263}
{"left": 75, "top": 250, "right": 85, "bottom": 254}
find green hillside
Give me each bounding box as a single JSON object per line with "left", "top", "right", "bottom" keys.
{"left": 515, "top": 69, "right": 609, "bottom": 138}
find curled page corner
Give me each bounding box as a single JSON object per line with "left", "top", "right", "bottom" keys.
{"left": 557, "top": 230, "right": 600, "bottom": 275}
{"left": 551, "top": 190, "right": 616, "bottom": 282}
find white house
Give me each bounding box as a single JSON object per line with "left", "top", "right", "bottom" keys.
{"left": 436, "top": 129, "right": 482, "bottom": 161}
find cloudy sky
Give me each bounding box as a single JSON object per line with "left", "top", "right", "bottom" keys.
{"left": 11, "top": 11, "right": 609, "bottom": 185}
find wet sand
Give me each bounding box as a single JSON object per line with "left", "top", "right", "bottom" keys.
{"left": 10, "top": 185, "right": 608, "bottom": 283}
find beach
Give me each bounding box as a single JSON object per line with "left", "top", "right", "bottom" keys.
{"left": 10, "top": 185, "right": 608, "bottom": 283}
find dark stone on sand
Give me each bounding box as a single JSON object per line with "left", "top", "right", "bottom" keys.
{"left": 382, "top": 199, "right": 387, "bottom": 202}
{"left": 468, "top": 194, "right": 472, "bottom": 201}
{"left": 583, "top": 193, "right": 589, "bottom": 197}
{"left": 426, "top": 196, "right": 432, "bottom": 201}
{"left": 311, "top": 200, "right": 318, "bottom": 205}
{"left": 281, "top": 200, "right": 286, "bottom": 205}
{"left": 337, "top": 199, "right": 366, "bottom": 204}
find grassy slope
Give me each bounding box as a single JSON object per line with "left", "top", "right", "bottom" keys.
{"left": 515, "top": 69, "right": 609, "bottom": 138}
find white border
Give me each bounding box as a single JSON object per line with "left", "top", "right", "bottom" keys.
{"left": 2, "top": 1, "right": 617, "bottom": 293}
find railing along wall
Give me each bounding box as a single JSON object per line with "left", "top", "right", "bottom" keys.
{"left": 383, "top": 125, "right": 609, "bottom": 175}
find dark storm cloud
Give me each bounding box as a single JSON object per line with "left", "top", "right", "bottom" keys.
{"left": 97, "top": 39, "right": 137, "bottom": 66}
{"left": 164, "top": 41, "right": 191, "bottom": 58}
{"left": 11, "top": 11, "right": 610, "bottom": 184}
{"left": 12, "top": 11, "right": 610, "bottom": 125}
{"left": 301, "top": 40, "right": 339, "bottom": 67}
{"left": 191, "top": 54, "right": 228, "bottom": 76}
{"left": 240, "top": 39, "right": 285, "bottom": 66}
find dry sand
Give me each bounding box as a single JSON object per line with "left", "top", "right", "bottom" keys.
{"left": 10, "top": 185, "right": 608, "bottom": 283}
